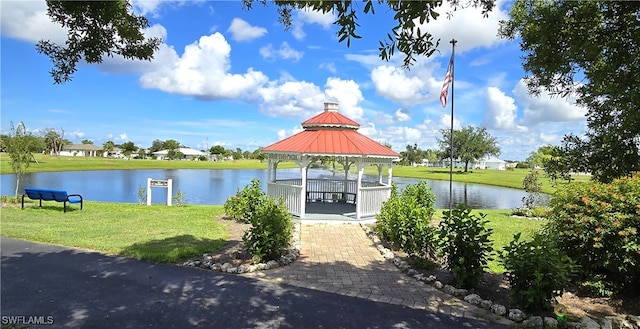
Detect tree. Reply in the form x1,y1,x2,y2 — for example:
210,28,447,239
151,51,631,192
163,139,180,152
526,145,556,168
499,1,640,183
43,128,65,155
437,126,500,172
400,143,422,166
232,147,243,160
81,139,93,144
38,0,160,84
120,141,137,159
209,145,226,155
6,122,35,199
102,140,115,157
149,139,164,153
41,1,494,83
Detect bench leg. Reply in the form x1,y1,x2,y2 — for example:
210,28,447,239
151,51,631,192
39,199,42,208
21,195,25,209
64,201,67,213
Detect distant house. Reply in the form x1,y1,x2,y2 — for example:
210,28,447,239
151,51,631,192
153,148,207,160
104,147,125,158
60,144,102,157
475,156,507,170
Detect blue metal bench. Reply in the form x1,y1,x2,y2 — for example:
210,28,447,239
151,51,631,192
22,188,83,213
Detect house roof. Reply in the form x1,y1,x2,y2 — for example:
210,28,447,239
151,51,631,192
63,144,103,151
262,102,399,158
153,148,206,156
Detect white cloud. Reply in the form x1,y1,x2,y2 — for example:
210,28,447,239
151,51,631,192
139,32,269,100
513,79,587,126
132,0,202,17
417,0,511,55
370,65,435,106
484,87,527,131
119,133,128,141
395,109,411,122
258,81,325,117
319,62,337,74
260,42,303,62
0,1,67,44
227,18,267,42
291,7,335,40
324,78,364,120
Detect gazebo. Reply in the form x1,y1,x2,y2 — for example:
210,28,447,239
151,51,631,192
261,101,400,220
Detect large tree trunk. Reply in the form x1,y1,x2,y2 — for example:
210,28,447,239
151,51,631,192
464,161,470,172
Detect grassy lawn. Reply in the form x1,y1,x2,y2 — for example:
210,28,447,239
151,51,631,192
434,208,546,273
0,153,297,174
0,201,230,263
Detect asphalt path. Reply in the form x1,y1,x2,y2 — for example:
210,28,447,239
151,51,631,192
1,237,511,328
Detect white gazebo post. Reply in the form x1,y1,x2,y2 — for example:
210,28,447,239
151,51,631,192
355,161,365,219
298,157,310,219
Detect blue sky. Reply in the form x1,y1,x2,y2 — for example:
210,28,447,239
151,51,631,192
1,1,587,161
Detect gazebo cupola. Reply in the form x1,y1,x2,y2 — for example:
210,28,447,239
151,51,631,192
261,101,400,220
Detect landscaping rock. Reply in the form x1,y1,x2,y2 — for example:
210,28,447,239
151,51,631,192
564,322,582,329
544,317,558,329
237,265,249,274
580,316,601,329
627,315,640,329
443,285,456,294
521,316,543,329
221,263,232,271
452,288,468,297
248,265,258,273
211,263,222,271
225,267,238,274
425,275,437,284
433,281,444,289
508,308,526,322
413,273,424,281
266,260,279,269
490,304,507,316
256,263,267,270
383,251,395,260
463,294,482,305
600,317,613,329
406,269,418,276
480,300,492,309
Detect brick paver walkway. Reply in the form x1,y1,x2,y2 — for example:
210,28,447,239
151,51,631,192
242,223,511,325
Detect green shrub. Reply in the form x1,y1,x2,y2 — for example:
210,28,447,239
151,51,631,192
438,205,493,289
224,178,266,223
375,182,437,259
242,196,293,263
500,233,577,312
544,174,640,293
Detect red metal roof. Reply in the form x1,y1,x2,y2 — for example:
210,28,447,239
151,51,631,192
262,103,400,158
302,110,360,129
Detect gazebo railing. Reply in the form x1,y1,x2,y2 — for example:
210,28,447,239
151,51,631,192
267,181,303,216
359,185,392,217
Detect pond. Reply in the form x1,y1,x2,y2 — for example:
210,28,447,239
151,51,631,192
0,168,539,209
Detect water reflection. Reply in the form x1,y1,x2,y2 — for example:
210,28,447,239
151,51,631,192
0,169,540,209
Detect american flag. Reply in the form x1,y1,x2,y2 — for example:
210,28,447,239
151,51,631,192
440,55,453,108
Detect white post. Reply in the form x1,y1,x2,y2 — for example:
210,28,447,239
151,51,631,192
167,179,173,206
356,161,364,219
298,157,310,219
146,178,152,206
377,164,383,184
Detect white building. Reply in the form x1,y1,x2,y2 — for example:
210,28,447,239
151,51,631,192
153,148,207,160
475,156,507,170
60,144,102,157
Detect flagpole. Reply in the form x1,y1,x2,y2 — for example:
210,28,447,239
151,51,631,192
448,39,457,213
